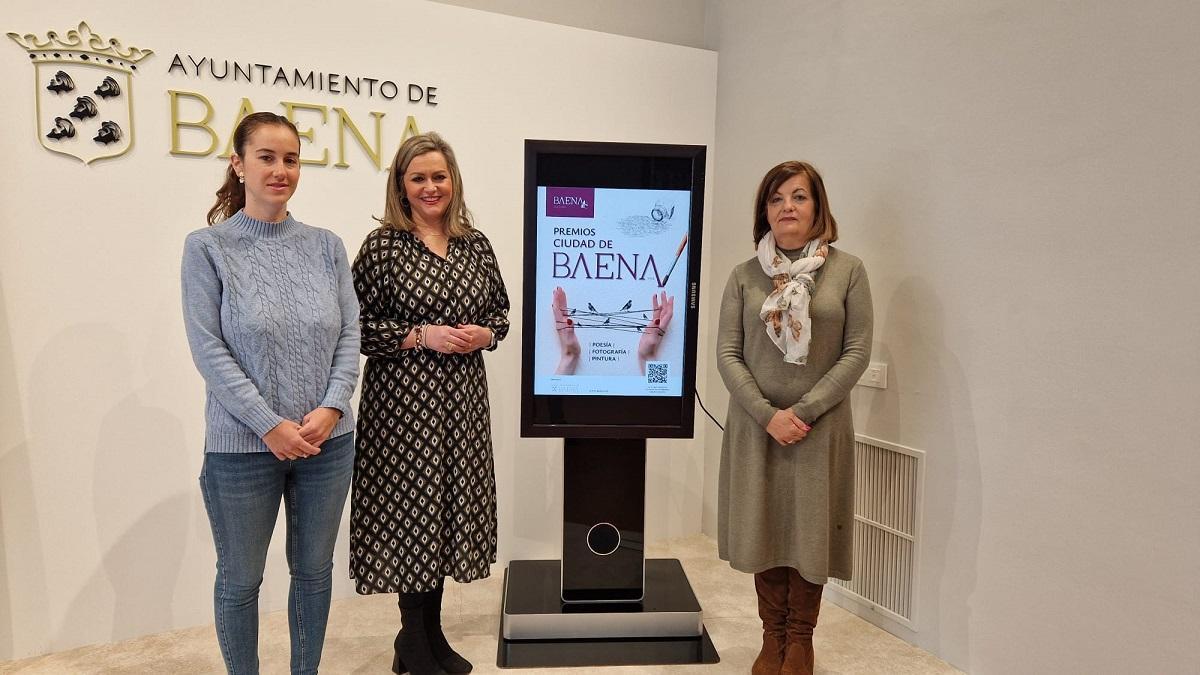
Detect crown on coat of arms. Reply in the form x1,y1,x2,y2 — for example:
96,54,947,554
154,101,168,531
7,21,153,72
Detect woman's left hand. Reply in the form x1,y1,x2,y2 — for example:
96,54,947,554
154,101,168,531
766,409,810,445
637,291,674,372
298,407,342,447
455,324,494,353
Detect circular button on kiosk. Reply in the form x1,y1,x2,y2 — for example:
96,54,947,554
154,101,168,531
586,522,620,556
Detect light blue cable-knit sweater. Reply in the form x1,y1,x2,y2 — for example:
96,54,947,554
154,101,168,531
181,210,360,453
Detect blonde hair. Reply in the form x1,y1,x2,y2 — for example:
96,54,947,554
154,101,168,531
752,160,838,246
378,132,473,237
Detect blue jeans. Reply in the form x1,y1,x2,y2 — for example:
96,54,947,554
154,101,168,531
200,432,354,675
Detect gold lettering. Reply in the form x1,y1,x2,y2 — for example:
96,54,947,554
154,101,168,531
219,98,257,159
401,115,421,144
166,93,402,169
334,108,384,170
282,101,330,166
168,90,218,157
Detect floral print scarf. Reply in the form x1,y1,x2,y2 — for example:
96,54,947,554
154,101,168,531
756,232,828,365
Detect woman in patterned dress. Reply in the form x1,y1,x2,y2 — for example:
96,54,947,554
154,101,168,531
350,132,509,675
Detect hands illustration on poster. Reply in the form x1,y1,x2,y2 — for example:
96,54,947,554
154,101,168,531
551,286,674,375
636,291,674,374
551,286,581,375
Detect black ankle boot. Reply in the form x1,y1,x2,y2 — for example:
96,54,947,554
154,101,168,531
424,585,472,673
392,592,446,675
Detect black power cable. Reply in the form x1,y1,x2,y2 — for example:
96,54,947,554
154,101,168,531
695,392,724,431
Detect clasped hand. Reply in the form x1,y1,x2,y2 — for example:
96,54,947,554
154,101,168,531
766,409,810,445
424,323,491,354
264,407,342,461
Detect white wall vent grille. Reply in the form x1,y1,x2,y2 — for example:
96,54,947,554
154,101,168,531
829,435,924,629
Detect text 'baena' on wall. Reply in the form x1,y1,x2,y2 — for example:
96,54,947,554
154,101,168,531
7,21,438,169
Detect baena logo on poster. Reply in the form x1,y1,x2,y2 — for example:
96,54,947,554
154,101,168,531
546,187,595,219
7,21,153,165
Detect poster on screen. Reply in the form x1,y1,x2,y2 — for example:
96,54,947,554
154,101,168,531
532,186,691,397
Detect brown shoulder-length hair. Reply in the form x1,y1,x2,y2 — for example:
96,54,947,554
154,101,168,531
377,132,473,237
206,112,300,225
751,160,838,246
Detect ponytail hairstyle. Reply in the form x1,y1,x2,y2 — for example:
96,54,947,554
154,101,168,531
206,112,301,225
378,131,474,237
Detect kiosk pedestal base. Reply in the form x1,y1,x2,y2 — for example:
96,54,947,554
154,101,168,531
496,559,719,668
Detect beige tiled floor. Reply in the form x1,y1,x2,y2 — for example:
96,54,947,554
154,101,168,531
2,536,960,674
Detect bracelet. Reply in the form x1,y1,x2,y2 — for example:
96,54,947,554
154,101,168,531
414,324,425,351
487,327,497,349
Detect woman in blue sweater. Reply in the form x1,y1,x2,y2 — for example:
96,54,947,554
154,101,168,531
181,112,360,674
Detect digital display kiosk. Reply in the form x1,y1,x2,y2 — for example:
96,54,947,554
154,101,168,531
499,141,717,668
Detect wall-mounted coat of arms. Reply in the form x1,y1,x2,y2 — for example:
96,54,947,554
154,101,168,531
7,21,153,164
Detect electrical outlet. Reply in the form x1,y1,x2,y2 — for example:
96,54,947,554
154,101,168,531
858,362,887,389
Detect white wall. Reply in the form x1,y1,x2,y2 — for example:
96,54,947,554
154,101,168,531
0,0,717,660
702,1,1200,673
430,0,709,49
10,0,1198,669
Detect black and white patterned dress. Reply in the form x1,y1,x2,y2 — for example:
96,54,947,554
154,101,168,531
350,227,509,594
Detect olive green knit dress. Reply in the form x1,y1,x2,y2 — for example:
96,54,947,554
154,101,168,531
716,247,873,584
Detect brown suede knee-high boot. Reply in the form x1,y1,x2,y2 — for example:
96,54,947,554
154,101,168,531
752,567,790,675
780,568,823,675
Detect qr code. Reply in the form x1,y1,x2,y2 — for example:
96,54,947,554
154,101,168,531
646,362,669,384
